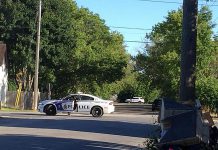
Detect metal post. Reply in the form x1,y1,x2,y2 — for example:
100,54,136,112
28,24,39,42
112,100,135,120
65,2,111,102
48,83,51,100
34,0,42,110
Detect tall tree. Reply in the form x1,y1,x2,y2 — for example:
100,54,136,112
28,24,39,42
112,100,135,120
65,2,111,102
0,0,129,98
0,0,38,89
135,6,216,100
52,7,129,96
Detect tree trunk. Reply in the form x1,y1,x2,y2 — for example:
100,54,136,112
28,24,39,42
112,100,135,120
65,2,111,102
180,0,198,103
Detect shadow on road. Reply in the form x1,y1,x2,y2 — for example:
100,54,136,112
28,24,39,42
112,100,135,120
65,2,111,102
0,134,141,150
0,117,159,138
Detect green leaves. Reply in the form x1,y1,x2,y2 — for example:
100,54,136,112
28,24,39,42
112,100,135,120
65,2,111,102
1,0,129,98
135,6,218,104
0,0,37,80
196,77,218,112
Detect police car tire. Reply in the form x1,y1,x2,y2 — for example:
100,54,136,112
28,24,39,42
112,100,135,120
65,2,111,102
91,106,103,117
45,104,56,116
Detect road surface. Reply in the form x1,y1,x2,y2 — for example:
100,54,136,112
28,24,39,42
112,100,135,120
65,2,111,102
0,111,160,150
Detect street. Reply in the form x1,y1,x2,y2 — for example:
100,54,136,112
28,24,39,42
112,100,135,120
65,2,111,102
0,112,160,150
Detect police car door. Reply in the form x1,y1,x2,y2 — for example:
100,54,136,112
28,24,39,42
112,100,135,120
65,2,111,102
61,95,74,112
77,95,93,112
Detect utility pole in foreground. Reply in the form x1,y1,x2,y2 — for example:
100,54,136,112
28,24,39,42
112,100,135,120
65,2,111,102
180,0,198,103
33,0,42,110
158,0,211,147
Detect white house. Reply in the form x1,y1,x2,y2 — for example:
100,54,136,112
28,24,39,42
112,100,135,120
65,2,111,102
0,43,8,103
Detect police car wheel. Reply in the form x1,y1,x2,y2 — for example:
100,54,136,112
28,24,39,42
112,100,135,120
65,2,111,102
91,107,103,117
45,105,56,116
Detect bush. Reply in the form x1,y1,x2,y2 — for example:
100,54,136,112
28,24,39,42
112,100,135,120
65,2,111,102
143,138,159,150
196,77,218,113
8,79,17,91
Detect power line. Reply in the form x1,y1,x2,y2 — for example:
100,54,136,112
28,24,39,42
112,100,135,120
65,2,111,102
138,0,218,6
124,40,151,43
111,31,148,35
138,0,181,4
0,25,153,32
110,26,152,31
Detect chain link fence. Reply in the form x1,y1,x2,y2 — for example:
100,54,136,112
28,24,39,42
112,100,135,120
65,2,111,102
2,91,48,110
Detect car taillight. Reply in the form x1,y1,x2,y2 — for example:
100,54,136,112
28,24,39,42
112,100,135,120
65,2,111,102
109,102,113,105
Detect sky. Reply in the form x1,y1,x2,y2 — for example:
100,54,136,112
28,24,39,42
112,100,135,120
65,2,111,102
74,0,218,56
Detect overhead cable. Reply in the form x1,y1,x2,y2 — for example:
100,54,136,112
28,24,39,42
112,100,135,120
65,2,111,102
110,26,152,31
138,0,218,6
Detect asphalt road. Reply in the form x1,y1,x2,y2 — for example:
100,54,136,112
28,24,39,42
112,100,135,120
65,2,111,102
0,112,160,150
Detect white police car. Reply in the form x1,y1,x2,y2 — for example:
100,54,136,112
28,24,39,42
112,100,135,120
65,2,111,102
38,93,115,117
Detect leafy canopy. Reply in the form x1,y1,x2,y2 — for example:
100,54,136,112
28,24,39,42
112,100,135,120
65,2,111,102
0,0,129,98
135,6,218,106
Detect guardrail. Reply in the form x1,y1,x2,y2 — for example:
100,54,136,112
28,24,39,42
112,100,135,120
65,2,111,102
114,103,158,115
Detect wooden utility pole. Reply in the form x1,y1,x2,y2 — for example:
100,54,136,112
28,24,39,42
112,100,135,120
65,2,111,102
33,0,42,110
180,0,198,103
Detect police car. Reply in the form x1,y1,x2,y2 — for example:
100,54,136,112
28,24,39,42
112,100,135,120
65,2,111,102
38,93,115,117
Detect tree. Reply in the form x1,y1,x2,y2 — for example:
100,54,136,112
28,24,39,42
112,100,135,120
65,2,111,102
135,9,183,99
51,7,129,97
0,0,129,98
0,0,38,90
135,6,217,102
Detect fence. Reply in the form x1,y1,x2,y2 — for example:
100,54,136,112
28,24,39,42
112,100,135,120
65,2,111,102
3,91,48,110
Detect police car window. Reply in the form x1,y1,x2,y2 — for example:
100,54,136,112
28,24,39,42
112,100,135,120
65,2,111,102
63,95,74,101
80,96,94,101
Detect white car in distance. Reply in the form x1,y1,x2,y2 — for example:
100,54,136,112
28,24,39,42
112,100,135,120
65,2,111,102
125,97,145,103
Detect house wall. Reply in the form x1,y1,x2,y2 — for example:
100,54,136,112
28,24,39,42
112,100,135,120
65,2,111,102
0,44,8,103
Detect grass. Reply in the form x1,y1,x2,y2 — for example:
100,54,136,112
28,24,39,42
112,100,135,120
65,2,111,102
0,107,34,112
